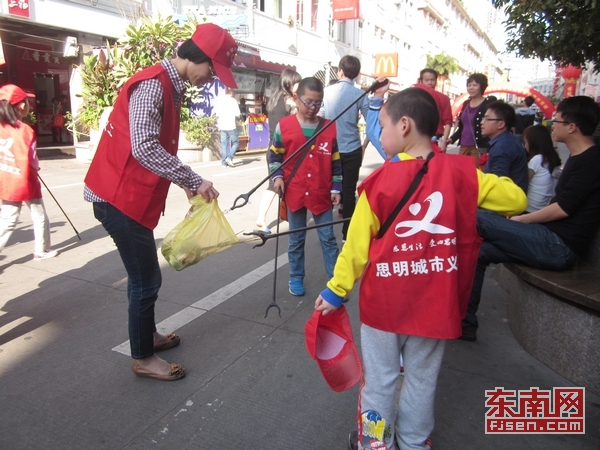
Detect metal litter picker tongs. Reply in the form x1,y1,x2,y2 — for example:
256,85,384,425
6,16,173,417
234,79,390,318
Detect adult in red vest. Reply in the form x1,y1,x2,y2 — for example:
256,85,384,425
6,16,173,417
0,84,57,261
84,24,238,381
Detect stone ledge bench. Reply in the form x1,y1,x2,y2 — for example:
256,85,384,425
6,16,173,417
496,233,600,396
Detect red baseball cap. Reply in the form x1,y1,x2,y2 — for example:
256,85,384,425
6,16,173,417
305,305,363,392
0,84,35,105
191,23,238,88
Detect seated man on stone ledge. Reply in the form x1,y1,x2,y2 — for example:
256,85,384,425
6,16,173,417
462,96,600,342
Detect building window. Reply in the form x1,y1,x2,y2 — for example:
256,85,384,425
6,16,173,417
296,0,304,27
274,0,282,18
258,0,265,12
337,20,346,43
311,0,318,31
358,21,363,48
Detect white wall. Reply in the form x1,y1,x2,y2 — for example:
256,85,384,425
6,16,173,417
0,0,132,39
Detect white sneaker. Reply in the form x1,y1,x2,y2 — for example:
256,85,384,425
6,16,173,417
226,158,235,167
33,250,58,261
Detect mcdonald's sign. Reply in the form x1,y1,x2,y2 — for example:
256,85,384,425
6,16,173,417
332,0,360,21
375,53,398,77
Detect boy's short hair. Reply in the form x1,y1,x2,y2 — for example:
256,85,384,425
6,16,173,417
419,68,438,81
466,73,488,93
556,96,600,136
486,101,516,130
383,87,439,137
524,95,535,107
296,77,324,97
177,39,211,64
338,55,361,80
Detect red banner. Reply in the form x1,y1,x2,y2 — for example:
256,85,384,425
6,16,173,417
332,0,360,21
8,0,31,18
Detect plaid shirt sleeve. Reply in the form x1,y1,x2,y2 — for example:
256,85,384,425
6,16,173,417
129,79,202,191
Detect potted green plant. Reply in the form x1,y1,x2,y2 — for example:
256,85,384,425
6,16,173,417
179,107,219,162
75,15,200,144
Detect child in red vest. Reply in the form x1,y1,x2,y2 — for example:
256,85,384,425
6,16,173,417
269,77,342,296
314,87,527,450
0,84,57,261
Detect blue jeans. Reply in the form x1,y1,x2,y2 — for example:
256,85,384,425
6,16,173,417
220,129,239,163
463,210,577,332
287,206,339,281
93,202,162,359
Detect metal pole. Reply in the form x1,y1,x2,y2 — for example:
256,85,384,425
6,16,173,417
228,78,389,211
38,174,81,240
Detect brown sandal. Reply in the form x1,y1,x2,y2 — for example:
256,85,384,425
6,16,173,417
131,361,186,381
154,333,181,351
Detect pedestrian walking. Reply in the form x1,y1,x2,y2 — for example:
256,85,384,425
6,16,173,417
214,87,241,167
255,68,302,232
0,84,57,261
449,73,497,165
319,55,370,242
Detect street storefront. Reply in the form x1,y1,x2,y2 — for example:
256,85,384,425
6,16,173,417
1,25,75,143
231,43,294,151
190,42,294,153
1,0,130,145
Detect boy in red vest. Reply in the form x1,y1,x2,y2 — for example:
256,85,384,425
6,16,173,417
0,84,57,261
84,24,237,381
314,88,527,450
269,77,342,297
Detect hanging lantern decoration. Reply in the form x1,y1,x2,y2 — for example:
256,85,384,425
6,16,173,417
561,65,583,98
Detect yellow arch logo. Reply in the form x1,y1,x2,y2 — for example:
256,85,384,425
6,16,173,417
375,53,398,77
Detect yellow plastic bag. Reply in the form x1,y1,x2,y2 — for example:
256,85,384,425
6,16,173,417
161,196,238,271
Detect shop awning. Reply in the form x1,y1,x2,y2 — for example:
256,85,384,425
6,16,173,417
233,48,295,74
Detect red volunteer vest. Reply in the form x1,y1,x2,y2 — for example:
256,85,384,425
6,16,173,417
358,154,481,339
279,116,337,215
84,64,180,229
0,122,41,202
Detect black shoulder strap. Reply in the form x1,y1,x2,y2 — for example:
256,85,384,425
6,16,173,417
286,118,327,186
377,152,435,239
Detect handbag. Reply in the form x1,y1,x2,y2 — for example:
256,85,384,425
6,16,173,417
279,196,288,221
53,114,65,128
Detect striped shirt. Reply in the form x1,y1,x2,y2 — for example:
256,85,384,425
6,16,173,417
84,58,202,202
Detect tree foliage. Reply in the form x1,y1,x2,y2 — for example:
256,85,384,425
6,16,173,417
426,52,460,79
76,15,199,130
493,0,600,68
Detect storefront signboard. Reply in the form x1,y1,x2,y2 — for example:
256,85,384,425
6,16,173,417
8,0,31,18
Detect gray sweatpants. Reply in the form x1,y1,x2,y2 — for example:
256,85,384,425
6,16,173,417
358,324,446,450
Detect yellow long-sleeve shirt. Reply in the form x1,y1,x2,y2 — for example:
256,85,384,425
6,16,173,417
322,153,527,306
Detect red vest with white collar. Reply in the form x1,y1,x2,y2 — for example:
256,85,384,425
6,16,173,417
84,64,179,229
358,154,481,339
0,122,41,202
279,115,337,215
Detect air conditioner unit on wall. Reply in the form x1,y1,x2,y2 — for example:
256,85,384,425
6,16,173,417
64,37,79,58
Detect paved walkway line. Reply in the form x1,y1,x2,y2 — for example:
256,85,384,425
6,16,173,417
112,253,289,356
